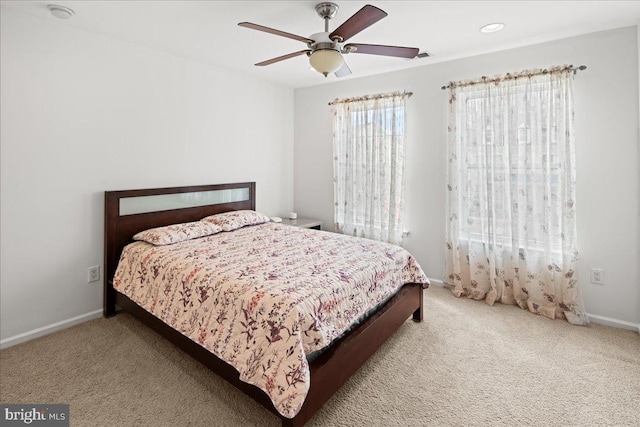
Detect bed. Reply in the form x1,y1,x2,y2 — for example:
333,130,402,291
104,182,429,426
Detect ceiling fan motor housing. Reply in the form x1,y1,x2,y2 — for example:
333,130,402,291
308,32,340,52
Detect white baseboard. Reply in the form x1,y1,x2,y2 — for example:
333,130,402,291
586,313,640,333
0,309,103,350
427,278,445,287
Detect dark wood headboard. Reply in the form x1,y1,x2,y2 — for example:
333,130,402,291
104,182,256,317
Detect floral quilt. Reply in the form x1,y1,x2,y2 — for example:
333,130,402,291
113,222,429,418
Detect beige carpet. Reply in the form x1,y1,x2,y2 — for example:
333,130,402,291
1,285,638,426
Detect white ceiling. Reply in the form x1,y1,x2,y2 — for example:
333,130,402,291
3,1,639,88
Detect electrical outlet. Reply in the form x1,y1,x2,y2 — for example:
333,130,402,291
88,265,100,283
590,268,604,285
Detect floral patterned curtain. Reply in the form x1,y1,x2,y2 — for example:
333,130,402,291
332,92,409,245
444,66,588,325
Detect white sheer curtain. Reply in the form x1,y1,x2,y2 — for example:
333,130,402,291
444,66,588,325
332,92,409,245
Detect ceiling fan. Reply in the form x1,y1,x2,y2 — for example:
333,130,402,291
238,3,420,78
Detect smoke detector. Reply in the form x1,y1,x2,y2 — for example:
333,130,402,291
47,5,74,19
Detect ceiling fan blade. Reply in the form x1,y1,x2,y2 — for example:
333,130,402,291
255,50,311,66
335,61,352,78
238,22,314,44
345,43,419,58
329,5,387,43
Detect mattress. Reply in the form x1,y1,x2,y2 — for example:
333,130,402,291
113,222,428,418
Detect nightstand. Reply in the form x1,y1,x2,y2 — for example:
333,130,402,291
280,218,322,230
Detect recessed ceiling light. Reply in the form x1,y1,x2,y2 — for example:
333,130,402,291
480,23,505,33
47,4,74,19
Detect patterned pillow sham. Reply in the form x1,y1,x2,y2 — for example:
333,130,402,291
133,221,222,246
201,210,271,232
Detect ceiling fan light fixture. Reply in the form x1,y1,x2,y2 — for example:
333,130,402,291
309,49,344,77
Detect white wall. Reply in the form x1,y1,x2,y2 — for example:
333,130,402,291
637,24,640,328
0,10,294,344
294,27,640,329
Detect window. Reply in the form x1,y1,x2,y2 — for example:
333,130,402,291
460,84,565,252
444,67,587,325
331,92,410,245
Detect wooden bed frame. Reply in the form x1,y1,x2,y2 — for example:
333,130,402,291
104,182,425,427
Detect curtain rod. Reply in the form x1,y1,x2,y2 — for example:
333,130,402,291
328,91,413,106
440,65,587,90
